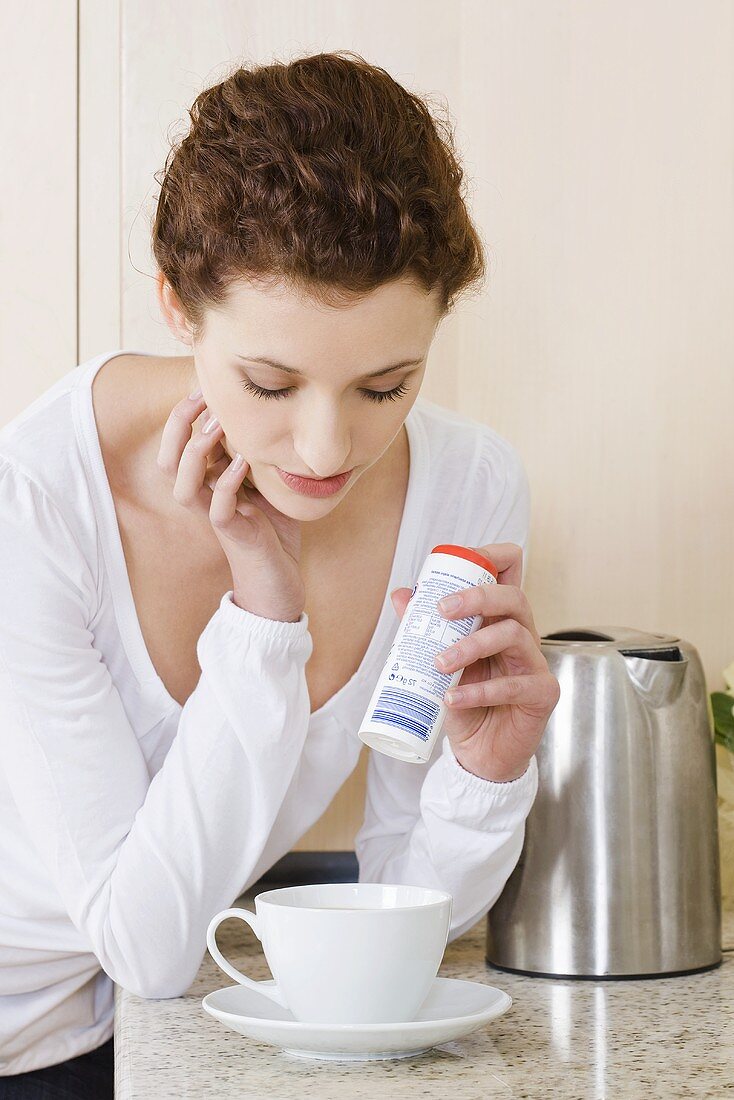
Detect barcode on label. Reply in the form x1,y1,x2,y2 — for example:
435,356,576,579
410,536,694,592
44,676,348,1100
371,688,441,744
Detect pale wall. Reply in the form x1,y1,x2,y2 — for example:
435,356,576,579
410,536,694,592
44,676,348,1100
2,1,732,863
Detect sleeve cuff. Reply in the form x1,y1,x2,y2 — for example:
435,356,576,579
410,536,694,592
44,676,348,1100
196,590,313,669
216,590,310,640
440,734,539,813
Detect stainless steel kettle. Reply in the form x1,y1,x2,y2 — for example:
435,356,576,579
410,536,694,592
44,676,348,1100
486,626,721,978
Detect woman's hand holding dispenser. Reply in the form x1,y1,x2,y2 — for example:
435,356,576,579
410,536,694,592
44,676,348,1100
390,543,560,782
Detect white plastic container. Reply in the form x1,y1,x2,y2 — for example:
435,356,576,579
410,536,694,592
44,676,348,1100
358,544,499,764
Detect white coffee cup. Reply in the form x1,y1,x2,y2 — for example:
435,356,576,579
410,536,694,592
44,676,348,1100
206,881,453,1025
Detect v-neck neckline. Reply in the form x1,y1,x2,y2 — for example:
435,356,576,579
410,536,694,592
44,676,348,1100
73,348,429,723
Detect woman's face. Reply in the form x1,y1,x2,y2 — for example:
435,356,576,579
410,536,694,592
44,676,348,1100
177,276,442,520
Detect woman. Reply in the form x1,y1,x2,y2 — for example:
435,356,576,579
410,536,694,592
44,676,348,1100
0,51,559,1093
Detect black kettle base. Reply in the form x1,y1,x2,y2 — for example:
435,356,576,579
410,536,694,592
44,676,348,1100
484,957,722,981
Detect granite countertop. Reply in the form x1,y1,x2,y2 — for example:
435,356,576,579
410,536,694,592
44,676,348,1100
114,887,733,1099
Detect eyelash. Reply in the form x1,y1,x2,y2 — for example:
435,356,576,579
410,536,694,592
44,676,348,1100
239,379,411,404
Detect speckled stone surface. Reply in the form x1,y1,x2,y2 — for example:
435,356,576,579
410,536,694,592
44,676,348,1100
114,886,734,1098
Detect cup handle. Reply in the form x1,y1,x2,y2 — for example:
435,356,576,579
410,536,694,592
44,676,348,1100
206,907,288,1009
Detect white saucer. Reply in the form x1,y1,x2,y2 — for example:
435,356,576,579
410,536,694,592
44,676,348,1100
201,976,512,1060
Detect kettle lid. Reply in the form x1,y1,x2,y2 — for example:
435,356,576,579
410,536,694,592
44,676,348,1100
541,626,681,651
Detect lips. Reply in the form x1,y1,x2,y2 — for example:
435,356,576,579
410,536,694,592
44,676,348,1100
276,466,354,497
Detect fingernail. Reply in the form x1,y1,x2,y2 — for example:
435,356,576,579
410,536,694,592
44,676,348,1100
439,595,462,613
188,387,203,400
231,452,245,471
202,414,220,434
445,689,463,704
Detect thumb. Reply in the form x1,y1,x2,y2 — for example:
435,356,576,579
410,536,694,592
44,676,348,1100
389,586,414,620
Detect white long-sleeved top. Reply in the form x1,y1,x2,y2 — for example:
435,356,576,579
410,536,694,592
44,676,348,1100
0,349,538,1075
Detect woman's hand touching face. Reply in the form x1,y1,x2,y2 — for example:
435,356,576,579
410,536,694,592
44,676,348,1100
155,389,307,623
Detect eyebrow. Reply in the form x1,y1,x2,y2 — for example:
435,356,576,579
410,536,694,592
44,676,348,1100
234,354,423,380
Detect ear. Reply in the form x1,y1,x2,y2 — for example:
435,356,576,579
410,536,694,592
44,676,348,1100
156,271,194,348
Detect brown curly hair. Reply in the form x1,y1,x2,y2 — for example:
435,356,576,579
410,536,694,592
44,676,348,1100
151,50,486,335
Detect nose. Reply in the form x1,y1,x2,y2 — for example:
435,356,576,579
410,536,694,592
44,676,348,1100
291,410,352,479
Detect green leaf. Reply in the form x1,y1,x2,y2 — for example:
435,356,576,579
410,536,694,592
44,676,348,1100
712,691,734,753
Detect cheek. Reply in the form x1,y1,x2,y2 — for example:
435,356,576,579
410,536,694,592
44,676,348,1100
219,419,271,471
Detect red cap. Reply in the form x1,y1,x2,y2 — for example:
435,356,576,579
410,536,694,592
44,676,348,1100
430,544,499,579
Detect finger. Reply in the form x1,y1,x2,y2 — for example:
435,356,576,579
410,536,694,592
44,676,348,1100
434,617,547,676
171,413,225,515
437,582,540,645
208,452,259,538
389,587,413,619
204,452,234,491
157,391,208,477
474,543,523,588
445,670,560,711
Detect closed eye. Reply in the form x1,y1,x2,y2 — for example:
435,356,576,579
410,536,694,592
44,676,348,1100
239,378,412,404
